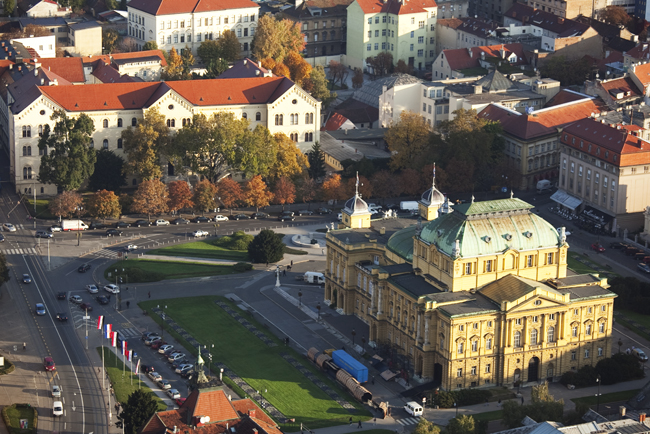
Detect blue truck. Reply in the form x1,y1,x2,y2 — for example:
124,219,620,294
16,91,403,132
332,350,368,383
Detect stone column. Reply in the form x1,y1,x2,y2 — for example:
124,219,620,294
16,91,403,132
424,316,430,345
371,282,376,312
506,319,512,347
540,314,545,344
522,316,527,346
377,287,383,314
416,312,422,343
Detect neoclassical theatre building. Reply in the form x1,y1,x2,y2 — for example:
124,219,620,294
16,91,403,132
324,179,616,389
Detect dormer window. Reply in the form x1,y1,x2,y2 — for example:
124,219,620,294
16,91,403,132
504,234,512,241
524,231,533,239
483,236,491,243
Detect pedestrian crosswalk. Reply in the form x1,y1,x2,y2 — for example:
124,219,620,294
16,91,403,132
395,417,421,426
1,247,37,255
94,249,119,259
115,328,140,338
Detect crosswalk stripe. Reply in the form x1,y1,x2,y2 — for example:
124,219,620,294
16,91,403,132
116,328,140,338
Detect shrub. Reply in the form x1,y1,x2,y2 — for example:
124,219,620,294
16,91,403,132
0,356,14,375
213,231,254,250
247,230,284,264
233,262,253,272
433,390,455,408
454,388,491,406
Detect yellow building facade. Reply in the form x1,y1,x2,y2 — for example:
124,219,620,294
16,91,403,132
325,188,616,390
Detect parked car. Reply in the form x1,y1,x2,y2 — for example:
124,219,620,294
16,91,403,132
44,356,56,371
192,216,211,223
148,371,162,381
168,353,186,363
172,359,189,370
106,229,123,237
96,295,110,305
57,292,66,300
78,264,91,273
36,230,53,238
52,385,62,397
145,336,162,346
35,303,46,315
157,379,172,390
53,401,63,417
3,223,16,232
638,263,650,274
315,207,332,214
0,233,4,242
114,221,130,228
150,340,167,350
167,389,181,399
104,284,120,294
79,303,92,311
140,364,155,374
590,243,605,253
633,348,649,361
297,210,313,216
251,212,268,219
278,211,295,222
233,214,249,220
159,345,174,354
172,218,190,225
70,295,83,304
49,225,62,232
175,397,186,406
213,215,229,222
625,247,643,256
175,363,192,374
142,332,159,341
55,313,68,322
132,220,151,227
89,221,106,230
22,274,32,284
163,346,178,356
86,284,98,293
155,219,170,226
609,242,629,250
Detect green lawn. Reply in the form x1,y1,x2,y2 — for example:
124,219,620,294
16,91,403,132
104,259,241,282
571,389,640,406
138,296,371,429
23,198,55,219
472,409,504,422
614,309,650,341
2,404,37,434
96,347,167,411
148,240,249,261
566,253,620,278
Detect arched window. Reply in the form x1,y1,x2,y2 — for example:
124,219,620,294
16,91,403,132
547,326,555,343
118,118,123,127
322,31,327,40
242,112,247,119
23,166,32,180
132,117,137,126
457,341,463,353
39,146,47,156
103,139,109,149
38,125,43,136
27,146,31,156
304,132,310,142
256,112,261,121
103,119,109,128
290,133,298,142
514,331,521,347
530,329,538,345
166,119,176,127
22,126,31,137
22,146,27,156
275,114,283,125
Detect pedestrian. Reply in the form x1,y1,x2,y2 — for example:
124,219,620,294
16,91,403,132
148,291,151,299
485,398,489,406
349,417,352,425
266,262,269,268
126,301,130,309
371,376,375,385
23,342,26,350
126,287,129,291
291,260,293,267
283,269,286,276
373,418,376,426
357,420,362,428
521,396,524,405
498,399,501,407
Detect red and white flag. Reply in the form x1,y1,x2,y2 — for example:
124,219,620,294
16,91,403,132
135,358,140,373
105,323,112,339
111,331,118,347
128,350,133,362
122,340,127,356
97,315,104,330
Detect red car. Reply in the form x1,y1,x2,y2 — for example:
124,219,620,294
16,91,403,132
150,340,167,350
79,303,93,311
591,243,605,253
175,398,186,407
44,357,56,371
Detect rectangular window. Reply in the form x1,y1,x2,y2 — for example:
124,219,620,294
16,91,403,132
465,263,472,275
598,347,603,357
485,364,491,373
410,44,414,51
471,366,477,375
418,36,424,43
457,342,463,354
367,44,371,51
417,49,423,57
459,325,464,331
585,349,590,359
515,318,521,325
457,368,463,377
547,253,554,265
571,351,576,360
374,43,378,50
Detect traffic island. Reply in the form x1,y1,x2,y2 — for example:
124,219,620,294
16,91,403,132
1,403,37,434
0,355,15,375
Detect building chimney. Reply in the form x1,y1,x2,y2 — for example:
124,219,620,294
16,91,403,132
468,47,473,57
248,410,256,418
620,406,627,417
641,413,647,423
558,17,564,24
34,69,38,77
474,84,482,94
40,78,44,85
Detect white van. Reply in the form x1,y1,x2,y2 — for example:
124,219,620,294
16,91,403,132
404,401,423,417
536,179,552,194
304,272,325,284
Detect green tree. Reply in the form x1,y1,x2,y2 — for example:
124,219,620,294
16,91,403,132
307,141,326,179
251,15,305,63
131,179,169,220
413,418,440,434
204,58,229,78
0,252,10,288
120,0,127,10
87,190,121,221
446,415,475,434
197,40,222,65
103,28,119,53
88,149,126,192
142,41,158,51
540,55,592,86
218,29,241,62
105,0,117,10
530,382,554,403
237,125,277,178
180,46,195,78
192,179,218,214
269,133,308,180
162,47,186,80
385,110,433,171
119,389,158,434
4,0,15,17
247,229,284,263
38,110,96,191
307,65,336,107
121,107,169,180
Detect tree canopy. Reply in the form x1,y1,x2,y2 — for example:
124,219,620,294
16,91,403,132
307,65,336,107
251,15,305,63
48,191,83,220
121,107,169,180
269,133,308,180
120,389,158,434
88,149,126,192
272,177,296,209
193,179,218,213
142,41,158,51
0,253,10,289
540,55,593,86
385,110,433,171
307,141,326,179
600,5,632,26
167,180,194,212
247,229,284,263
38,110,96,191
131,179,169,219
244,175,273,210
87,190,121,220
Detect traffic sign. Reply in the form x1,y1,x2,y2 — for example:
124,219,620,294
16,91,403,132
83,316,90,319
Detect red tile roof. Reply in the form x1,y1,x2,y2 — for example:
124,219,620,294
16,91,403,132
128,0,257,16
35,76,296,112
504,3,589,37
442,43,527,72
624,42,650,60
355,0,437,15
545,89,588,107
598,76,642,98
324,112,350,130
562,117,650,166
478,98,604,140
112,50,168,67
633,63,650,89
28,57,85,83
190,388,239,422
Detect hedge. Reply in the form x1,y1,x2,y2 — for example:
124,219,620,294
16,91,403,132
1,403,38,434
0,355,15,375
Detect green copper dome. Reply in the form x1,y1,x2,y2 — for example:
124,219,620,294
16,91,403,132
419,198,563,258
386,225,416,262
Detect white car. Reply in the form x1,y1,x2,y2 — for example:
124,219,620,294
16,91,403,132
157,379,172,390
167,389,181,399
159,344,174,354
70,295,83,304
104,284,120,294
214,215,229,222
148,371,162,381
124,244,138,251
52,385,62,398
2,223,16,232
53,401,63,417
86,284,98,294
49,225,62,232
192,230,209,237
155,219,170,226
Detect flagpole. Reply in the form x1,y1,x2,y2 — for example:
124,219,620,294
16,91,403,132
130,357,133,386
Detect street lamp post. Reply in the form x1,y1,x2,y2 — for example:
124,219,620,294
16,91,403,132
351,329,356,347
158,305,167,340
596,375,601,413
454,402,458,416
205,344,214,378
317,302,321,321
298,291,302,307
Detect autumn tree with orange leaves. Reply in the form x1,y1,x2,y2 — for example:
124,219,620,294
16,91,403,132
321,174,346,202
167,181,194,213
87,190,121,221
131,179,169,220
192,180,219,214
216,178,243,210
244,175,273,210
273,177,296,210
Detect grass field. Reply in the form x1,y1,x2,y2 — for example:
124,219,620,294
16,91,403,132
104,259,241,282
138,296,371,429
96,347,167,411
614,309,650,341
571,389,640,406
472,409,504,422
566,256,595,275
23,198,55,219
148,240,249,261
